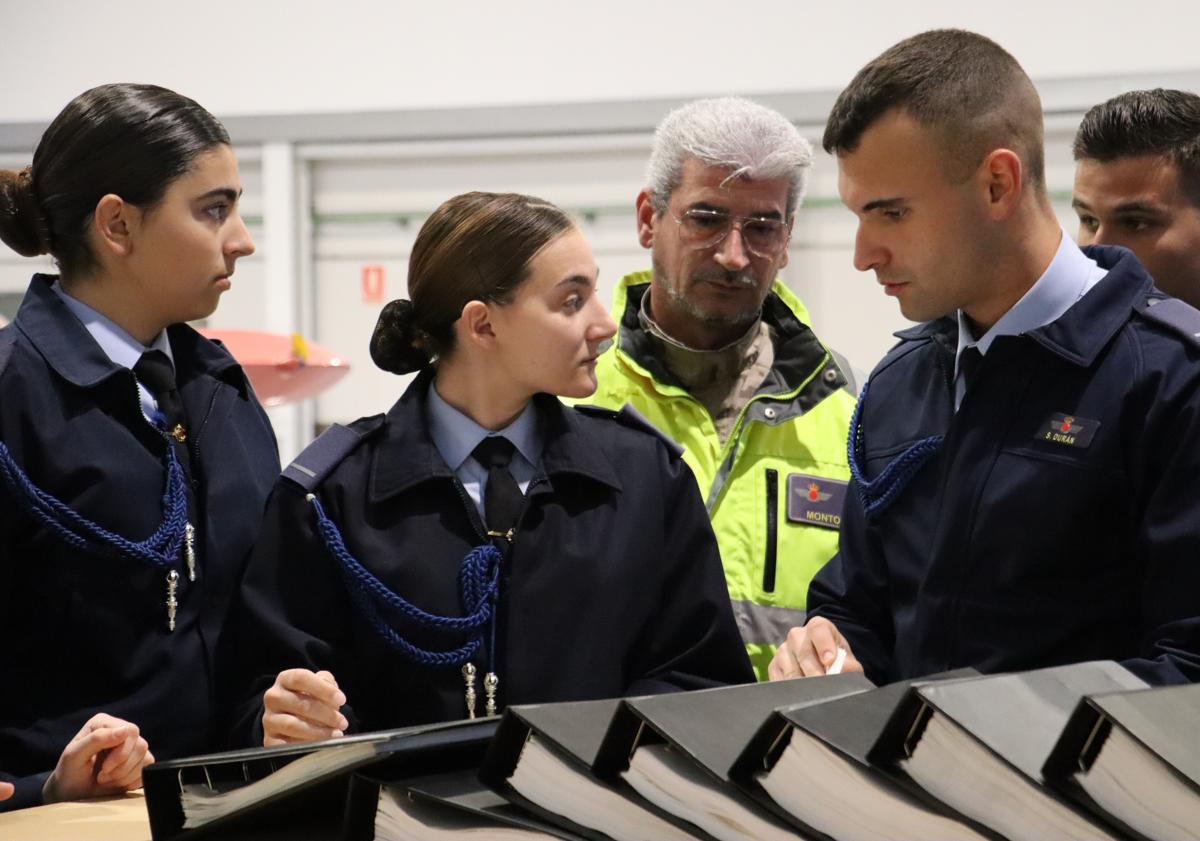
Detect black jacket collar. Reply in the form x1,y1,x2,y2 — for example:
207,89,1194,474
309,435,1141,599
891,246,1153,367
14,273,245,392
369,368,622,503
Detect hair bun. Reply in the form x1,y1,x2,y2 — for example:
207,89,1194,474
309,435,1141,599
370,298,433,375
0,167,51,257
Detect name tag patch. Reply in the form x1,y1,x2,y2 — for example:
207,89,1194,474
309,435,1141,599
1039,413,1099,448
787,474,848,530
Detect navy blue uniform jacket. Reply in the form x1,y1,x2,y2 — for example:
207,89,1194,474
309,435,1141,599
0,275,279,809
809,246,1200,686
228,369,753,745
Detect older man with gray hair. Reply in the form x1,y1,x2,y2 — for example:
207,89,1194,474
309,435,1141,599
589,97,857,679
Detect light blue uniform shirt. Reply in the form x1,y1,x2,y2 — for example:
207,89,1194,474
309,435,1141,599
955,229,1108,408
425,381,542,520
51,282,174,421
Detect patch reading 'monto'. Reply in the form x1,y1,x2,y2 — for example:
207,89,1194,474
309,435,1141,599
1039,413,1100,448
787,474,848,530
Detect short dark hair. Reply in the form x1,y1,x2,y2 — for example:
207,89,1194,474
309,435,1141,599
823,29,1045,189
370,192,575,374
1073,89,1200,207
0,83,230,276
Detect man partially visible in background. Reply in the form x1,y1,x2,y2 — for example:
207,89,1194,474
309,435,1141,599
1073,89,1200,308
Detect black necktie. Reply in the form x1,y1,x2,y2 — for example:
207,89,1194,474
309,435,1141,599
134,350,192,479
958,346,983,393
471,436,523,541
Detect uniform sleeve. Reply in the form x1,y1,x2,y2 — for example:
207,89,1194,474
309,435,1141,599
0,771,49,813
626,447,755,693
806,475,896,683
1126,369,1200,684
219,480,360,747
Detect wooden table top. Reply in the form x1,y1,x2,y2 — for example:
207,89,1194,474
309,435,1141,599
0,791,151,841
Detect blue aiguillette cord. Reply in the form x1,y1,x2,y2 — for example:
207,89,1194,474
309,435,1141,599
0,439,189,569
306,493,502,668
848,379,944,521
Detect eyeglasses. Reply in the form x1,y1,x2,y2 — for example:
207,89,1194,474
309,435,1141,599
666,207,791,258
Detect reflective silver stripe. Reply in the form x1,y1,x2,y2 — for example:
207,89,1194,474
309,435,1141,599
730,599,807,646
705,438,741,513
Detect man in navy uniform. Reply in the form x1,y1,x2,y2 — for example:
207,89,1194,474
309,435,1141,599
770,30,1200,686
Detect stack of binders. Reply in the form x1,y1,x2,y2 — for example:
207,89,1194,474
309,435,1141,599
142,663,1200,841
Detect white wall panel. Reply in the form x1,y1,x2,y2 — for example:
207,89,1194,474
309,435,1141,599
3,0,1199,123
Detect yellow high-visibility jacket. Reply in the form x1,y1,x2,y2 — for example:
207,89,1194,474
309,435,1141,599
589,271,857,678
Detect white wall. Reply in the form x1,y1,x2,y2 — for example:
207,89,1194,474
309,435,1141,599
2,0,1199,122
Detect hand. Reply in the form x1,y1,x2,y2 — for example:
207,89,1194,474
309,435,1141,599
0,781,13,801
42,713,154,803
262,669,349,746
767,617,865,680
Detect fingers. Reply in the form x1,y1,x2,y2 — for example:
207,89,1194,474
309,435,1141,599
262,669,349,746
768,624,823,679
839,651,866,674
44,718,145,803
104,746,153,792
63,724,131,772
278,669,347,711
806,618,844,672
768,619,860,680
93,727,136,783
77,712,129,734
0,781,14,801
96,730,151,789
768,627,805,680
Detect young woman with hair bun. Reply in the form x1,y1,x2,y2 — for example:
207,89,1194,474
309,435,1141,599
229,191,753,746
0,84,279,810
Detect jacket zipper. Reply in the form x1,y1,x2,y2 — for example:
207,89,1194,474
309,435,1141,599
187,384,223,478
763,468,779,593
451,478,490,543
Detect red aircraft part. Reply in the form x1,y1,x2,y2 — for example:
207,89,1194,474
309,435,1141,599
198,328,350,407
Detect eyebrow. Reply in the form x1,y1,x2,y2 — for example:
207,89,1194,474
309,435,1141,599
195,187,242,202
1109,201,1165,215
556,272,598,288
861,197,906,213
1073,196,1164,215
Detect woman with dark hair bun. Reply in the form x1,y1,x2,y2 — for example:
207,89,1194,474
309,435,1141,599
229,191,752,746
0,84,279,810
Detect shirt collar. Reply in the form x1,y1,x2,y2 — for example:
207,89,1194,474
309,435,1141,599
52,281,174,372
425,378,542,472
956,227,1108,363
637,280,766,390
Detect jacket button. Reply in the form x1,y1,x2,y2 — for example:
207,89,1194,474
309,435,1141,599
763,407,778,420
823,368,840,384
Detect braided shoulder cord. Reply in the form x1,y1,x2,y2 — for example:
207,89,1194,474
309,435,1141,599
0,440,188,568
847,380,944,521
306,494,500,667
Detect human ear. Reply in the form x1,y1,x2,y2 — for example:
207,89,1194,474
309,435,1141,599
635,188,658,249
980,149,1022,220
458,300,496,350
91,194,137,257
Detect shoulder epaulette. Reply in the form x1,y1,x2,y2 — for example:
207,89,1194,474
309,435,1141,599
0,327,15,378
282,422,370,492
1136,296,1200,348
573,402,684,459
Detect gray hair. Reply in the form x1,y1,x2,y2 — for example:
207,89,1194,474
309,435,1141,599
645,97,814,218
